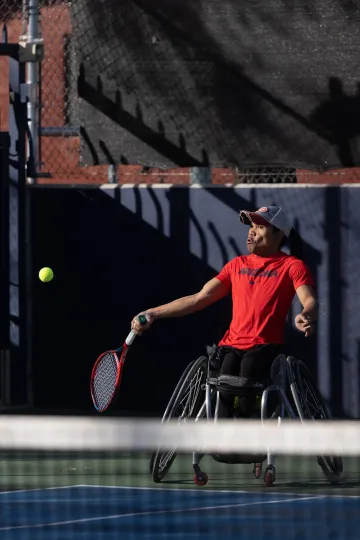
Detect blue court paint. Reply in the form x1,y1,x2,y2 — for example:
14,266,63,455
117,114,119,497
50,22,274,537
0,486,359,539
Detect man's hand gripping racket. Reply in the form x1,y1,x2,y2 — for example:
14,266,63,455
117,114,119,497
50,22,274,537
90,315,147,412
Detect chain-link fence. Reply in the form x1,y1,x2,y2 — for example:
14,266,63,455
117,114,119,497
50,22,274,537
37,0,108,183
1,0,360,185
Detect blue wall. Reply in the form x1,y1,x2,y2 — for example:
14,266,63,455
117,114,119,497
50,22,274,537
30,185,360,418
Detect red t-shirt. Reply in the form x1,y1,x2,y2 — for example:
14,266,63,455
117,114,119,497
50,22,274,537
216,252,315,350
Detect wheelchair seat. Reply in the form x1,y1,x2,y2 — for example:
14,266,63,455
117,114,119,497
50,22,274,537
212,452,267,465
214,374,267,393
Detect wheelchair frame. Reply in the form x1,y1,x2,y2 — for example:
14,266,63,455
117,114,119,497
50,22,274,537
151,353,343,487
193,354,300,486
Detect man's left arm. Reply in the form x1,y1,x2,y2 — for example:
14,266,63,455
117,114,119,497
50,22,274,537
295,285,318,337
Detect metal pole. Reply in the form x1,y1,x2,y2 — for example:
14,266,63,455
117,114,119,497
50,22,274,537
21,0,27,35
190,167,212,185
24,0,41,407
26,0,39,185
7,35,28,406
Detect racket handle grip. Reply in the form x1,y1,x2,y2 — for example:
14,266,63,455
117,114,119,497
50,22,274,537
125,315,148,346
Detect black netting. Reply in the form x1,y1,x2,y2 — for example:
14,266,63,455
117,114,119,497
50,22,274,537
70,0,360,169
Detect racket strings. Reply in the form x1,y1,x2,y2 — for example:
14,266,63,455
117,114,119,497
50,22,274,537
92,353,119,411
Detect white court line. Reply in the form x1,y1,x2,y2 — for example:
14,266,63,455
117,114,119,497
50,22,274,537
0,495,323,532
79,483,360,500
0,485,84,496
1,483,359,501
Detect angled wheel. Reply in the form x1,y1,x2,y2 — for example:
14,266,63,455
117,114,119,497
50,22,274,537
152,356,208,483
287,357,343,484
149,359,197,475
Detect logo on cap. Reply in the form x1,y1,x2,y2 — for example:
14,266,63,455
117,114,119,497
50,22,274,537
258,207,268,213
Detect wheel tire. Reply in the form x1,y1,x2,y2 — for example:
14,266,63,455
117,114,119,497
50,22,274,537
287,357,343,484
152,356,208,483
194,472,208,486
264,466,276,487
253,463,262,479
148,359,196,477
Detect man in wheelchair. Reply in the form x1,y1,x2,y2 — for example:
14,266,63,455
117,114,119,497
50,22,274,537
132,205,317,423
133,206,344,487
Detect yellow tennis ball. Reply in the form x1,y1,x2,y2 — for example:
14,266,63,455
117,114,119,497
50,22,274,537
39,267,54,282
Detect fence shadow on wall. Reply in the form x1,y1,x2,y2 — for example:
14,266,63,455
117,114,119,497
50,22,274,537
30,187,229,414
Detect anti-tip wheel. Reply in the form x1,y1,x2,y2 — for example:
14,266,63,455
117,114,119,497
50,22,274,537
253,463,262,479
194,472,208,486
264,466,276,487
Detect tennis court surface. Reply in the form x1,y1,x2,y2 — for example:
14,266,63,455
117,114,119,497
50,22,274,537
0,417,359,539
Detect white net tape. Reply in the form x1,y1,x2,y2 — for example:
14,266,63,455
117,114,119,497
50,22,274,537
0,417,359,455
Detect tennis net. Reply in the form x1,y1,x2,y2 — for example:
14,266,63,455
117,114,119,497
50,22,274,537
0,416,359,539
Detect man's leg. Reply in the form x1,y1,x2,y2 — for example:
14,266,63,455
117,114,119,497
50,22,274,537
237,344,283,418
217,348,244,419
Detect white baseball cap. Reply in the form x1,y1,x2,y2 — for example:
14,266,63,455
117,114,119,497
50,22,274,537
239,206,292,237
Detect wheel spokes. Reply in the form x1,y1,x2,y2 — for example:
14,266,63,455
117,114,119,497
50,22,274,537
178,365,205,420
156,362,206,474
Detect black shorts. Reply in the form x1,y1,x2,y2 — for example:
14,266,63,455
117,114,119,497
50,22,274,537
217,343,283,418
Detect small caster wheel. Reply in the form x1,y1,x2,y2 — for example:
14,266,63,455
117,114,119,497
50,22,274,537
253,463,262,479
264,465,276,487
194,472,208,486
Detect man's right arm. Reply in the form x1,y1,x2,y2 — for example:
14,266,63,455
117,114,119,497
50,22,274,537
131,278,230,334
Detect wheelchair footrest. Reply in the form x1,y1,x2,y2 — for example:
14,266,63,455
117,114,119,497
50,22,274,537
215,375,267,392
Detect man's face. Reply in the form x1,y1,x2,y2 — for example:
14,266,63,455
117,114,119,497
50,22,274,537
246,222,281,255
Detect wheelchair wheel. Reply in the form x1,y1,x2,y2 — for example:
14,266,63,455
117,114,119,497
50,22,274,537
287,357,343,484
149,359,197,474
152,355,208,483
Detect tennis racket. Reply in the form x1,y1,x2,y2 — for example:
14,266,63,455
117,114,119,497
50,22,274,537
90,315,147,412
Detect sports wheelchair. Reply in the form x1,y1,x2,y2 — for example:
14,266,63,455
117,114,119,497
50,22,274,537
150,346,343,487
